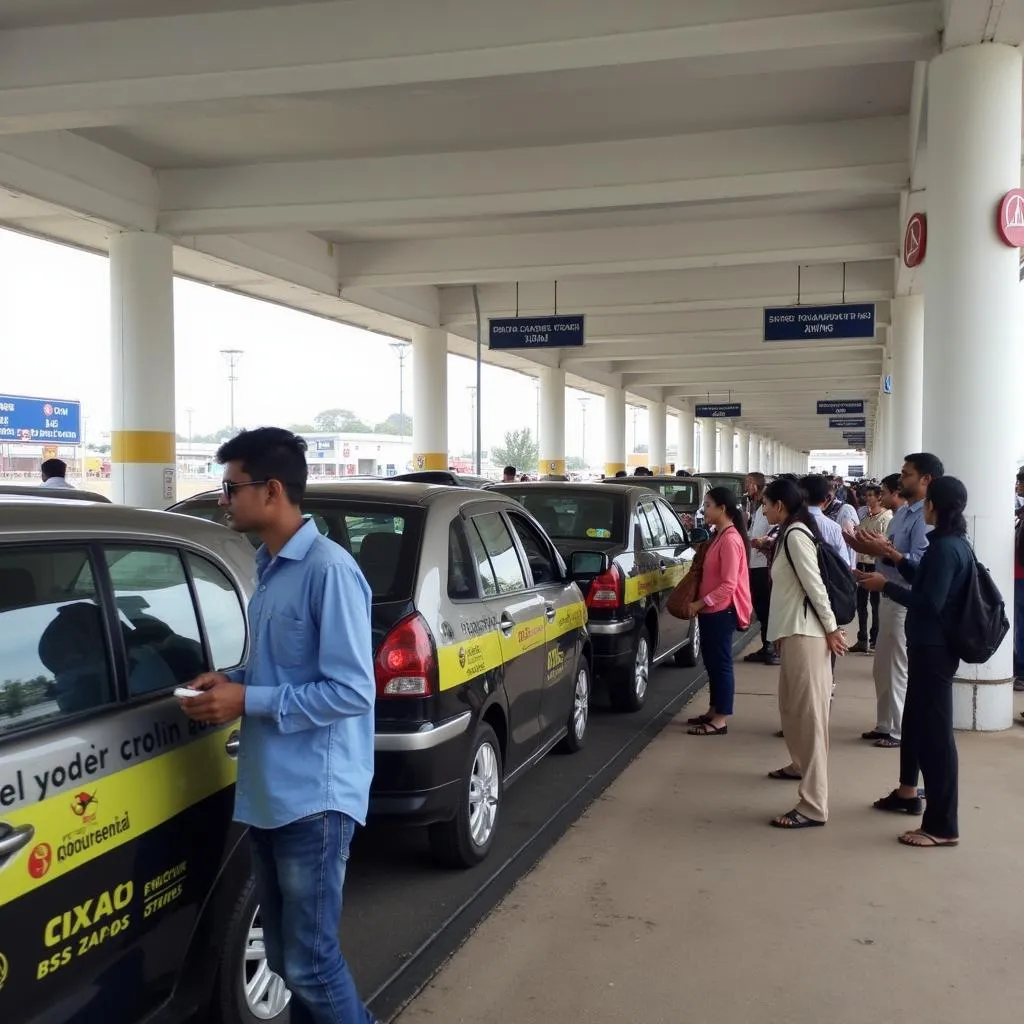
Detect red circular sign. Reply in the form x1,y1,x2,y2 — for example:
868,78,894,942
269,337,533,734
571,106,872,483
903,212,927,267
28,842,52,879
997,189,1024,247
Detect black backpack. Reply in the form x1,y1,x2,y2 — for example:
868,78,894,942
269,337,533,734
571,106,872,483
950,555,1009,664
783,528,857,628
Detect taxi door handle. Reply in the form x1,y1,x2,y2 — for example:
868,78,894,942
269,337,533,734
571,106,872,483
544,603,557,621
225,731,241,758
658,561,668,572
499,613,515,636
0,822,34,858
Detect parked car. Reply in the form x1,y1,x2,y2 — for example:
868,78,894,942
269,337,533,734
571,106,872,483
491,483,703,712
392,470,494,488
0,484,111,502
699,472,749,499
601,474,711,527
168,482,592,868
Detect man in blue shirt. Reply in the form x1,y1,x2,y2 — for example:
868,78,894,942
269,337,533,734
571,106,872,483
849,454,942,751
801,474,856,568
179,427,378,1024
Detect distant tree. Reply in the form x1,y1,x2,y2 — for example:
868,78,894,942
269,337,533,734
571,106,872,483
373,412,413,436
3,681,24,717
566,455,587,471
313,409,372,433
286,423,316,435
490,428,539,472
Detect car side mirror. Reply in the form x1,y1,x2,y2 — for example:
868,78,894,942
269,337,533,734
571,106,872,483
568,550,610,579
688,526,711,544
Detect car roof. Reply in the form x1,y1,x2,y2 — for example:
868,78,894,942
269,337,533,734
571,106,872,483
0,484,112,502
490,481,647,501
600,475,707,484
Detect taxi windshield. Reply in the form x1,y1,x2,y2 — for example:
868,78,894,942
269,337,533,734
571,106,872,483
656,481,699,505
498,489,622,543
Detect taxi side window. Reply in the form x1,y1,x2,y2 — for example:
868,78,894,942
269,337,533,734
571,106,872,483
651,500,685,545
464,519,499,597
505,512,560,587
447,521,478,600
0,546,116,735
104,547,207,695
471,513,527,595
639,501,670,547
187,553,247,670
634,506,657,549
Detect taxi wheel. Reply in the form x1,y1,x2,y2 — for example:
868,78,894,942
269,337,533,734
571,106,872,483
675,618,700,668
430,722,503,869
217,875,292,1024
611,626,651,712
557,657,590,753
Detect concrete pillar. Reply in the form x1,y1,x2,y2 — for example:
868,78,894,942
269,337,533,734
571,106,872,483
647,400,666,473
874,392,890,477
757,437,766,474
718,422,735,472
603,387,626,477
110,232,176,508
538,367,566,477
698,419,717,473
675,402,695,474
412,327,448,470
925,42,1022,730
747,432,759,473
890,293,924,461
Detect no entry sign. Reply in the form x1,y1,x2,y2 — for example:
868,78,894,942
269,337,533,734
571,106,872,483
903,212,926,268
997,190,1024,247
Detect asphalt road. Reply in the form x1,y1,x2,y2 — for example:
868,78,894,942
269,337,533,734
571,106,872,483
334,631,754,1022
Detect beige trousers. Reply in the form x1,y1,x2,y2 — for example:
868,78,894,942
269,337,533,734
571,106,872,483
778,634,832,822
872,596,908,740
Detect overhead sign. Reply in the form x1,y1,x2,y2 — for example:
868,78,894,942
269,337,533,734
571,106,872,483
695,403,741,419
829,417,866,429
883,374,893,395
903,212,927,268
763,304,875,342
997,189,1024,247
0,394,81,444
844,435,867,448
817,399,863,415
848,464,865,477
489,315,585,350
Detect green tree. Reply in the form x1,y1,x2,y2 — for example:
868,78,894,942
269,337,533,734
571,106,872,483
490,428,539,473
3,681,25,717
313,409,372,433
566,455,587,471
373,412,413,435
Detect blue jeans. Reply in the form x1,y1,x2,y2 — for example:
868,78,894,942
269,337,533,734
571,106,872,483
249,812,376,1024
700,607,738,715
1014,578,1024,679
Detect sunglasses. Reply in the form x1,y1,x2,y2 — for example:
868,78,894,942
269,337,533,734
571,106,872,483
221,479,268,498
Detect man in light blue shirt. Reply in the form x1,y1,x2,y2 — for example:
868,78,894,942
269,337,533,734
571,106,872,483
801,475,856,568
180,427,378,1024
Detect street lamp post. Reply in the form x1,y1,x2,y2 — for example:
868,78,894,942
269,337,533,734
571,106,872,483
467,386,477,469
220,349,243,431
389,342,410,442
578,396,591,472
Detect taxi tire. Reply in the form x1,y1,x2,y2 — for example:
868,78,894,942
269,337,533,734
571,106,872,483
429,722,503,869
675,619,700,668
610,625,651,713
557,657,590,754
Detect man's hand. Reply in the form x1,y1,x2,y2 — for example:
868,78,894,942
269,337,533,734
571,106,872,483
856,571,887,593
853,528,894,559
178,679,246,725
826,629,849,656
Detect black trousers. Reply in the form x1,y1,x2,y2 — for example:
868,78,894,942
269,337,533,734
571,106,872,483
900,644,960,839
856,561,881,643
749,567,772,647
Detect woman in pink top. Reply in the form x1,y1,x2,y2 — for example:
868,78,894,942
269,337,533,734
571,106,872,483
686,487,753,736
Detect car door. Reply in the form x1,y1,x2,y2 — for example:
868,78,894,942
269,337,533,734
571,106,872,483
636,497,686,656
462,512,545,772
503,508,586,744
0,540,246,1024
650,498,695,649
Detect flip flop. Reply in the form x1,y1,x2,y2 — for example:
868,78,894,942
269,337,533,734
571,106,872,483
898,829,958,849
861,730,889,740
768,768,802,780
770,809,825,829
688,722,727,736
873,737,901,748
686,712,713,725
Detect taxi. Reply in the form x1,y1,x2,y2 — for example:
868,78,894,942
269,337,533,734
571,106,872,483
601,474,711,527
0,497,287,1024
169,482,593,868
491,483,704,712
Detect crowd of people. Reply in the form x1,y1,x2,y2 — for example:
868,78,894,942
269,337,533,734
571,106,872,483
674,456,1017,850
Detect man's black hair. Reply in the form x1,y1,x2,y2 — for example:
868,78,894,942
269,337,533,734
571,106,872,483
904,452,945,480
614,469,627,478
881,472,901,493
863,484,882,498
217,427,308,505
1016,465,1024,482
800,474,831,507
41,458,67,479
503,465,516,476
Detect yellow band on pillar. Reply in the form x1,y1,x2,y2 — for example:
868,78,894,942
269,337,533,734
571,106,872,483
111,430,175,464
538,459,566,477
413,452,448,471
604,462,626,476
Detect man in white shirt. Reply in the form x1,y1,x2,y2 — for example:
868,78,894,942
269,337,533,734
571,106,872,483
801,475,856,568
40,458,73,489
744,473,779,665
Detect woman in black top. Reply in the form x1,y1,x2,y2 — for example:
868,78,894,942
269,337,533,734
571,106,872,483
857,476,974,848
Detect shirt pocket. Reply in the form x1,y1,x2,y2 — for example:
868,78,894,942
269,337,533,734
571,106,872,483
266,613,308,668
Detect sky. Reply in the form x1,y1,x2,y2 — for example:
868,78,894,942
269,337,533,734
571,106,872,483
0,228,646,461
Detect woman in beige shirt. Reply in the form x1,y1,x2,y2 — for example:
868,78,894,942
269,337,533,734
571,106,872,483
763,478,848,829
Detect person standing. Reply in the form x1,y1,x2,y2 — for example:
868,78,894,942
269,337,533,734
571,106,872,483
857,477,973,848
849,454,942,749
502,465,517,482
761,478,848,828
685,487,753,736
1015,468,1024,691
850,484,892,654
801,475,856,569
179,427,378,1024
743,472,779,665
40,457,73,488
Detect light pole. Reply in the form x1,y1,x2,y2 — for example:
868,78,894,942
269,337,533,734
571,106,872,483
220,349,243,431
467,386,477,468
578,396,591,471
186,408,194,446
630,405,640,455
389,342,409,442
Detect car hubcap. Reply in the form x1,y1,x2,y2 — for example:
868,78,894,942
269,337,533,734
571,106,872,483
573,667,589,740
243,909,291,1019
691,620,701,659
468,742,500,847
635,637,650,699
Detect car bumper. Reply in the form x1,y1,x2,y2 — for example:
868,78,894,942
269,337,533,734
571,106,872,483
589,624,636,678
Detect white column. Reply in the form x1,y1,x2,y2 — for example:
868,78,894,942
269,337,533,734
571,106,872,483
747,432,759,473
757,437,767,473
647,400,666,473
925,43,1022,730
412,327,448,470
603,387,626,477
675,402,695,474
538,367,566,477
874,391,890,477
698,419,717,472
110,232,175,508
734,428,748,474
718,422,735,472
890,293,925,460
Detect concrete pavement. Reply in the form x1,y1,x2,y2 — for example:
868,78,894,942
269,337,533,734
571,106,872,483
397,640,1024,1024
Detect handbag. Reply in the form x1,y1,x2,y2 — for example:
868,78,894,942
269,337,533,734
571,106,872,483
667,538,712,619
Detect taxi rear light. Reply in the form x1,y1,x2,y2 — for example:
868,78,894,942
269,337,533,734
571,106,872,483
586,564,623,609
375,612,437,697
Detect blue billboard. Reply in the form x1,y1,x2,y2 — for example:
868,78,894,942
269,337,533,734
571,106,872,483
489,315,585,350
817,399,864,415
0,394,81,444
763,304,875,342
695,403,741,419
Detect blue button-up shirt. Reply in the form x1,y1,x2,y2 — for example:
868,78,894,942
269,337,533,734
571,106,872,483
809,506,856,569
229,519,376,830
878,499,931,589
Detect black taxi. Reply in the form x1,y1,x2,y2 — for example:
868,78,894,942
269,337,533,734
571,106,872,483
491,483,704,712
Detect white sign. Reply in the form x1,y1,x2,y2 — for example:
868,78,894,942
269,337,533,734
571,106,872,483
163,467,175,501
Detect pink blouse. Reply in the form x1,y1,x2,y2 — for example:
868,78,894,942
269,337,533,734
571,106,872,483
697,526,753,629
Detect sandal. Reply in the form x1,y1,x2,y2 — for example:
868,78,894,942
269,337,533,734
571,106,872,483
873,789,923,815
898,829,958,849
687,721,727,736
873,737,901,748
770,809,825,829
686,712,713,725
861,730,889,741
768,768,802,780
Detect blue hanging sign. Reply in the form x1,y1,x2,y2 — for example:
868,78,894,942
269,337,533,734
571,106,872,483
489,315,585,350
817,399,864,415
695,403,741,419
763,304,875,342
883,374,893,394
829,416,866,429
848,464,865,477
0,394,82,444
